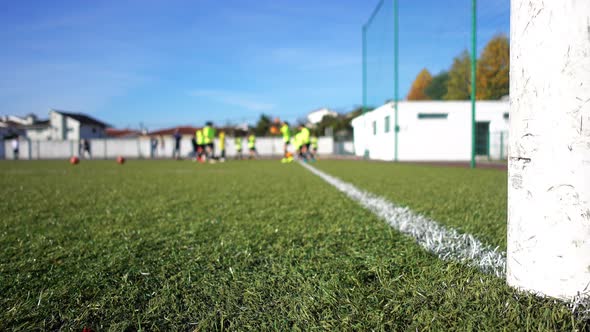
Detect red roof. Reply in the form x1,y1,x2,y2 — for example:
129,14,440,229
106,128,142,138
148,126,201,136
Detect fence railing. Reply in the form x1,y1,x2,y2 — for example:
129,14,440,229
2,136,337,160
478,131,509,161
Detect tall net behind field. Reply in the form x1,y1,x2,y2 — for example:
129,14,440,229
363,0,396,111
362,0,510,163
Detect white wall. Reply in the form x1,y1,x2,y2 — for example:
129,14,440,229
352,101,509,161
3,136,336,160
25,127,52,141
66,117,80,140
50,111,66,140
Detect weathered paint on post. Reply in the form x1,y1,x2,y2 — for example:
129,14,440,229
508,0,590,299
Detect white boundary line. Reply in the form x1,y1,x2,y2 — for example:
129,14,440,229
299,162,590,319
299,161,506,278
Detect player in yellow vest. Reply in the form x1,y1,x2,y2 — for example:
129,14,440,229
235,135,243,160
292,132,302,160
218,131,226,162
310,135,318,161
203,121,216,162
196,129,204,162
298,125,311,161
248,133,257,159
280,121,292,161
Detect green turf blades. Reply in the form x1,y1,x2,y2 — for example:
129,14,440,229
0,160,585,330
315,160,508,250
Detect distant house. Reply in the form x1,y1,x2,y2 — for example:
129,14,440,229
0,114,38,138
20,109,109,141
0,121,23,139
307,108,338,126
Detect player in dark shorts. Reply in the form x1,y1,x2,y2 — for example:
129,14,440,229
248,133,257,159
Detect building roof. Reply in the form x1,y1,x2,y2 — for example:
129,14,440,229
0,120,21,128
148,126,243,136
51,109,109,128
148,126,201,136
106,128,142,138
21,120,51,129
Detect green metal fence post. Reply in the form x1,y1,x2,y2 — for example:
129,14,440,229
394,0,399,162
470,0,477,168
362,25,367,116
362,25,368,159
487,130,490,161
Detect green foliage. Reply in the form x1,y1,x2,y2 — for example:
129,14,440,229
254,114,272,136
0,160,585,330
425,71,450,100
477,34,510,100
444,50,472,100
407,68,433,100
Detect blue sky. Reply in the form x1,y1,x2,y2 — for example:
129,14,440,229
0,0,509,129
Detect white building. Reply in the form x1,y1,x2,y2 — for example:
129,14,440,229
307,108,338,126
351,100,509,161
0,114,37,139
22,109,108,141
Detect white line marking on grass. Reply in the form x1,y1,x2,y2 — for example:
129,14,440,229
299,161,506,278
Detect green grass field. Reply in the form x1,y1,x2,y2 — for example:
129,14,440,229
0,160,586,331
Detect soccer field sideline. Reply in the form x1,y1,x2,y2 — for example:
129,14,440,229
299,161,590,320
1,159,588,329
299,161,506,277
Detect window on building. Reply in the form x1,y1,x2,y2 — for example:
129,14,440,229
417,113,448,119
503,112,509,120
384,116,390,133
373,121,377,135
92,127,97,133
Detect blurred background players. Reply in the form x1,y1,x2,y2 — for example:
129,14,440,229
280,121,292,163
248,132,257,159
203,121,216,163
310,134,318,161
298,124,311,162
12,136,19,160
235,134,243,160
172,129,181,160
218,131,226,162
292,131,302,161
196,129,204,162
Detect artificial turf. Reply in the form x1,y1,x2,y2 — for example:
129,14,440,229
314,160,508,250
0,160,585,330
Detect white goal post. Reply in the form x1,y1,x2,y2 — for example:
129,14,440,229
508,0,590,299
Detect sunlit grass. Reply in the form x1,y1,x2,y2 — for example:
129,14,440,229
0,160,583,330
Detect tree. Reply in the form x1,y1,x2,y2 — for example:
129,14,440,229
425,71,450,100
444,50,472,100
254,114,272,136
407,68,433,100
477,34,509,100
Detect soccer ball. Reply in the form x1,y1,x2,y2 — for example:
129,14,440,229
70,156,80,165
117,156,125,164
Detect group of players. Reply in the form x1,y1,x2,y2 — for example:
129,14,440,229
192,122,258,163
190,121,318,164
279,121,318,163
